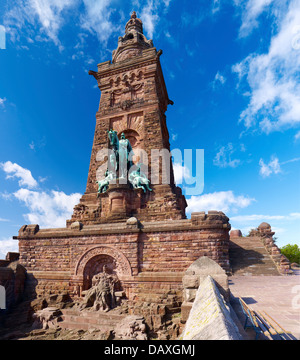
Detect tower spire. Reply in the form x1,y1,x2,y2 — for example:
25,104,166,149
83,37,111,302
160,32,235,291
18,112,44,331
112,11,153,63
125,11,143,34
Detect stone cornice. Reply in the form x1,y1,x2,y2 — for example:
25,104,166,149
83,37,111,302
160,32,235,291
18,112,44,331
14,214,230,240
95,48,158,80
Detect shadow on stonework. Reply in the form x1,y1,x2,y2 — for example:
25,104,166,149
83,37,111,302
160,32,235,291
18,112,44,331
229,241,266,275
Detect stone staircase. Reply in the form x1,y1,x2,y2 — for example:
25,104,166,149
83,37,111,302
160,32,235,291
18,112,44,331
229,237,280,276
60,308,127,332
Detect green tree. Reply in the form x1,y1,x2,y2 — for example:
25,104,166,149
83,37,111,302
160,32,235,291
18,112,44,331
280,244,300,265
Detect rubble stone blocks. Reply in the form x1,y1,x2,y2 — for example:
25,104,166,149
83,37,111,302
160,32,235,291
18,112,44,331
113,315,148,340
180,276,241,340
181,256,229,322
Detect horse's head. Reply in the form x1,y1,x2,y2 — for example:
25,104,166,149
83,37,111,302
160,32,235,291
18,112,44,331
108,129,119,147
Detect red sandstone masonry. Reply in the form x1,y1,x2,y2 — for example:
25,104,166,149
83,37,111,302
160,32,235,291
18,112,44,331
15,212,230,301
12,14,232,307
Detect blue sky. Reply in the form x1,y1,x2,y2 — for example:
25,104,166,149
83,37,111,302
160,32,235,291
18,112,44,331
0,0,299,258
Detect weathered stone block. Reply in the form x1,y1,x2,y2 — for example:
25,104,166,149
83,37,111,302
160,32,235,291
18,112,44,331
183,288,197,302
182,275,199,289
181,256,229,319
180,276,241,340
70,221,83,230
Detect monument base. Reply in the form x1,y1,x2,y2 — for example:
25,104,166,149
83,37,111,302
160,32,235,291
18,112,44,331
14,212,231,310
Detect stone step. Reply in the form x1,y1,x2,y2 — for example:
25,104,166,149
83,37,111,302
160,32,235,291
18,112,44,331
62,314,124,326
62,308,124,319
60,309,126,331
229,237,280,276
60,321,114,332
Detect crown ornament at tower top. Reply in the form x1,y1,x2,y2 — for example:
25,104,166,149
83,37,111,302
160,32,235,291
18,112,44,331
125,11,143,34
112,11,153,63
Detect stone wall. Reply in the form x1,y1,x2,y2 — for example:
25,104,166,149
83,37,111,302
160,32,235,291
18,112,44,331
15,212,230,304
0,253,26,315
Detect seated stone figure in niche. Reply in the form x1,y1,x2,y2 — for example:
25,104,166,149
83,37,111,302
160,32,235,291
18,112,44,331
129,163,152,193
80,265,119,312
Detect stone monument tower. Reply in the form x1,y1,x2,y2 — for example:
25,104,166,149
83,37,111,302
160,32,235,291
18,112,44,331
15,12,231,307
68,11,186,226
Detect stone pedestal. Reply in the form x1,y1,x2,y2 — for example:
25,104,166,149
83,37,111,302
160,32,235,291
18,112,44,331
107,183,132,220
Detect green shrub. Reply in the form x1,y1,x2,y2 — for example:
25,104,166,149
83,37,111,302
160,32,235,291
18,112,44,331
280,244,300,265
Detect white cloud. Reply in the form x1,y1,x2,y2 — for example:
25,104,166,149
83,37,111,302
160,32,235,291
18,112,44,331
173,163,191,185
171,133,178,141
240,143,246,152
1,161,38,188
1,161,82,228
186,190,255,214
4,0,78,49
131,0,173,39
212,0,221,14
140,1,159,39
38,176,48,183
31,0,75,45
237,0,274,38
3,0,172,51
230,212,300,240
162,0,171,7
213,71,226,88
281,157,300,165
295,131,300,141
28,137,46,152
0,238,19,259
231,213,300,222
259,156,300,177
213,143,241,168
4,0,118,49
259,156,281,177
231,214,285,222
290,213,300,219
13,188,81,228
80,0,116,44
233,0,300,137
0,97,6,107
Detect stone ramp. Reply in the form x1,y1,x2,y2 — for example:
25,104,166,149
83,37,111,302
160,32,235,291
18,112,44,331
61,308,127,332
229,237,280,276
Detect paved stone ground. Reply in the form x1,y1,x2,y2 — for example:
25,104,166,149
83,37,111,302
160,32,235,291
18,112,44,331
229,270,300,340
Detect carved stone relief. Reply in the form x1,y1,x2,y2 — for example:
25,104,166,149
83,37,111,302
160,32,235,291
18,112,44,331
108,71,144,109
75,245,132,280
